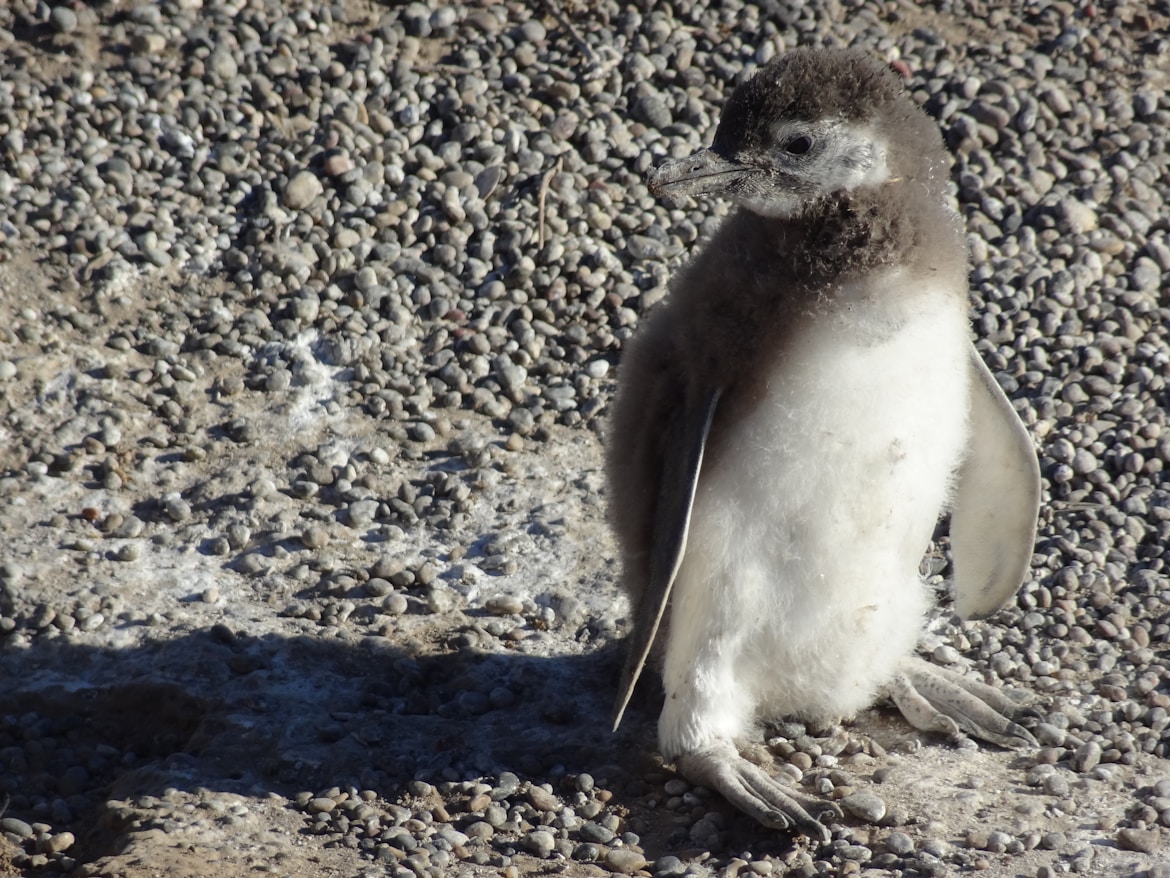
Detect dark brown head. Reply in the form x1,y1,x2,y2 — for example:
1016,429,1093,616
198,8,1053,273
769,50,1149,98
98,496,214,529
648,48,951,218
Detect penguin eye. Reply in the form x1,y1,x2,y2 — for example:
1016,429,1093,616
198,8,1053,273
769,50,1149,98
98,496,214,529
783,134,814,155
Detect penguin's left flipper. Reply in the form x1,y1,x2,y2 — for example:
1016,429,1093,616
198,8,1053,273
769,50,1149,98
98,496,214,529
949,343,1041,619
676,740,840,844
887,657,1039,749
612,386,722,732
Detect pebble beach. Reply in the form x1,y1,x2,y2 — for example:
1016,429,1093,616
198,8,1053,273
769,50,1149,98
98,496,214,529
1,0,1169,876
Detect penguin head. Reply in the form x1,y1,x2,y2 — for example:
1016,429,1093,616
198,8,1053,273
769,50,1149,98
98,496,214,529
649,48,947,218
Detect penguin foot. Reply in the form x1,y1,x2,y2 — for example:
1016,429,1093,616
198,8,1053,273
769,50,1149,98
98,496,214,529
674,739,840,843
887,656,1038,749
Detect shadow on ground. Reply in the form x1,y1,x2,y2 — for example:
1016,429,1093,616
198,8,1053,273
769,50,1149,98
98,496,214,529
0,625,673,870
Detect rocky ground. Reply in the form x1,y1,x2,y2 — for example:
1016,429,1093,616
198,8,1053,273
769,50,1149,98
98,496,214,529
2,0,1170,876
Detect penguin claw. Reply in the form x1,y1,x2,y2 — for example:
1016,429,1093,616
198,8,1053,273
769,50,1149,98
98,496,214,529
888,656,1040,749
675,741,834,844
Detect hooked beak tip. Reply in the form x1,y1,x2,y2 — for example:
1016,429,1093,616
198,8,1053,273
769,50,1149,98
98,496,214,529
647,149,751,199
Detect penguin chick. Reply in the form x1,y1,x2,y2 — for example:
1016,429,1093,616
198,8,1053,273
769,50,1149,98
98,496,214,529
607,48,1041,841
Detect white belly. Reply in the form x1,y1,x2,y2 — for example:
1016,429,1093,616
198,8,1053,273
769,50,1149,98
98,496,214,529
658,281,971,759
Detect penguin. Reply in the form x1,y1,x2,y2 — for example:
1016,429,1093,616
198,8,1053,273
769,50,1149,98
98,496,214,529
606,47,1041,841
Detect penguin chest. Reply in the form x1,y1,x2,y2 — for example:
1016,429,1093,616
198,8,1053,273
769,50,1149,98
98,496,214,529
665,282,971,723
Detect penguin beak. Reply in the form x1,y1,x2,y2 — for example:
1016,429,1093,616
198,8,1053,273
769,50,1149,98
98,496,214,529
648,149,753,199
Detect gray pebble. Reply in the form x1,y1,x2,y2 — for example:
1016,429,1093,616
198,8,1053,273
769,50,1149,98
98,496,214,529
606,848,648,874
284,171,324,210
841,790,887,823
485,595,523,615
523,829,556,857
50,6,77,32
345,500,379,529
1043,772,1070,797
1,817,33,838
579,821,615,844
527,785,560,812
885,831,914,855
301,526,329,549
115,543,141,562
1116,827,1160,853
163,494,191,522
465,821,493,840
492,772,520,800
1073,741,1102,773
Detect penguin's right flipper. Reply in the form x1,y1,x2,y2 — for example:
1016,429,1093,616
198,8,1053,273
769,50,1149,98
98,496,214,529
676,740,838,844
612,386,721,732
949,344,1041,619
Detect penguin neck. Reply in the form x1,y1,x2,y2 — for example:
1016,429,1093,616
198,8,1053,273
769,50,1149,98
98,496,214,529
738,177,963,293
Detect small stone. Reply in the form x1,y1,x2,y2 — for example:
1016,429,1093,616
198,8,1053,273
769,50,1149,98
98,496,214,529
382,593,408,615
323,151,354,176
365,578,393,597
1073,741,1102,773
885,831,914,855
492,772,520,800
464,821,493,840
654,855,686,877
1058,199,1098,234
50,6,78,32
605,848,648,874
1116,827,1161,853
207,47,238,79
579,821,615,844
523,829,555,857
115,543,141,562
307,798,337,814
131,32,167,54
485,595,523,615
527,785,560,812
842,791,887,823
300,526,329,549
163,494,191,522
573,842,600,861
283,170,323,209
932,644,960,664
1043,773,1070,797
631,94,671,129
45,832,74,853
345,500,379,528
408,421,436,442
1,817,33,838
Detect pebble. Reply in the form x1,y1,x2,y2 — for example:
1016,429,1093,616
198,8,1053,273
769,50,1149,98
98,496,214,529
1116,828,1161,853
605,849,648,874
50,6,77,33
283,171,324,210
885,831,914,855
841,791,887,823
1,818,33,838
527,785,560,813
44,832,74,853
579,821,615,844
523,829,556,857
485,595,523,615
1073,741,1102,773
300,526,329,549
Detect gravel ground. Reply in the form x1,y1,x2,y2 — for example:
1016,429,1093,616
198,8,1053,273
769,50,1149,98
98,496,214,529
2,0,1170,876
